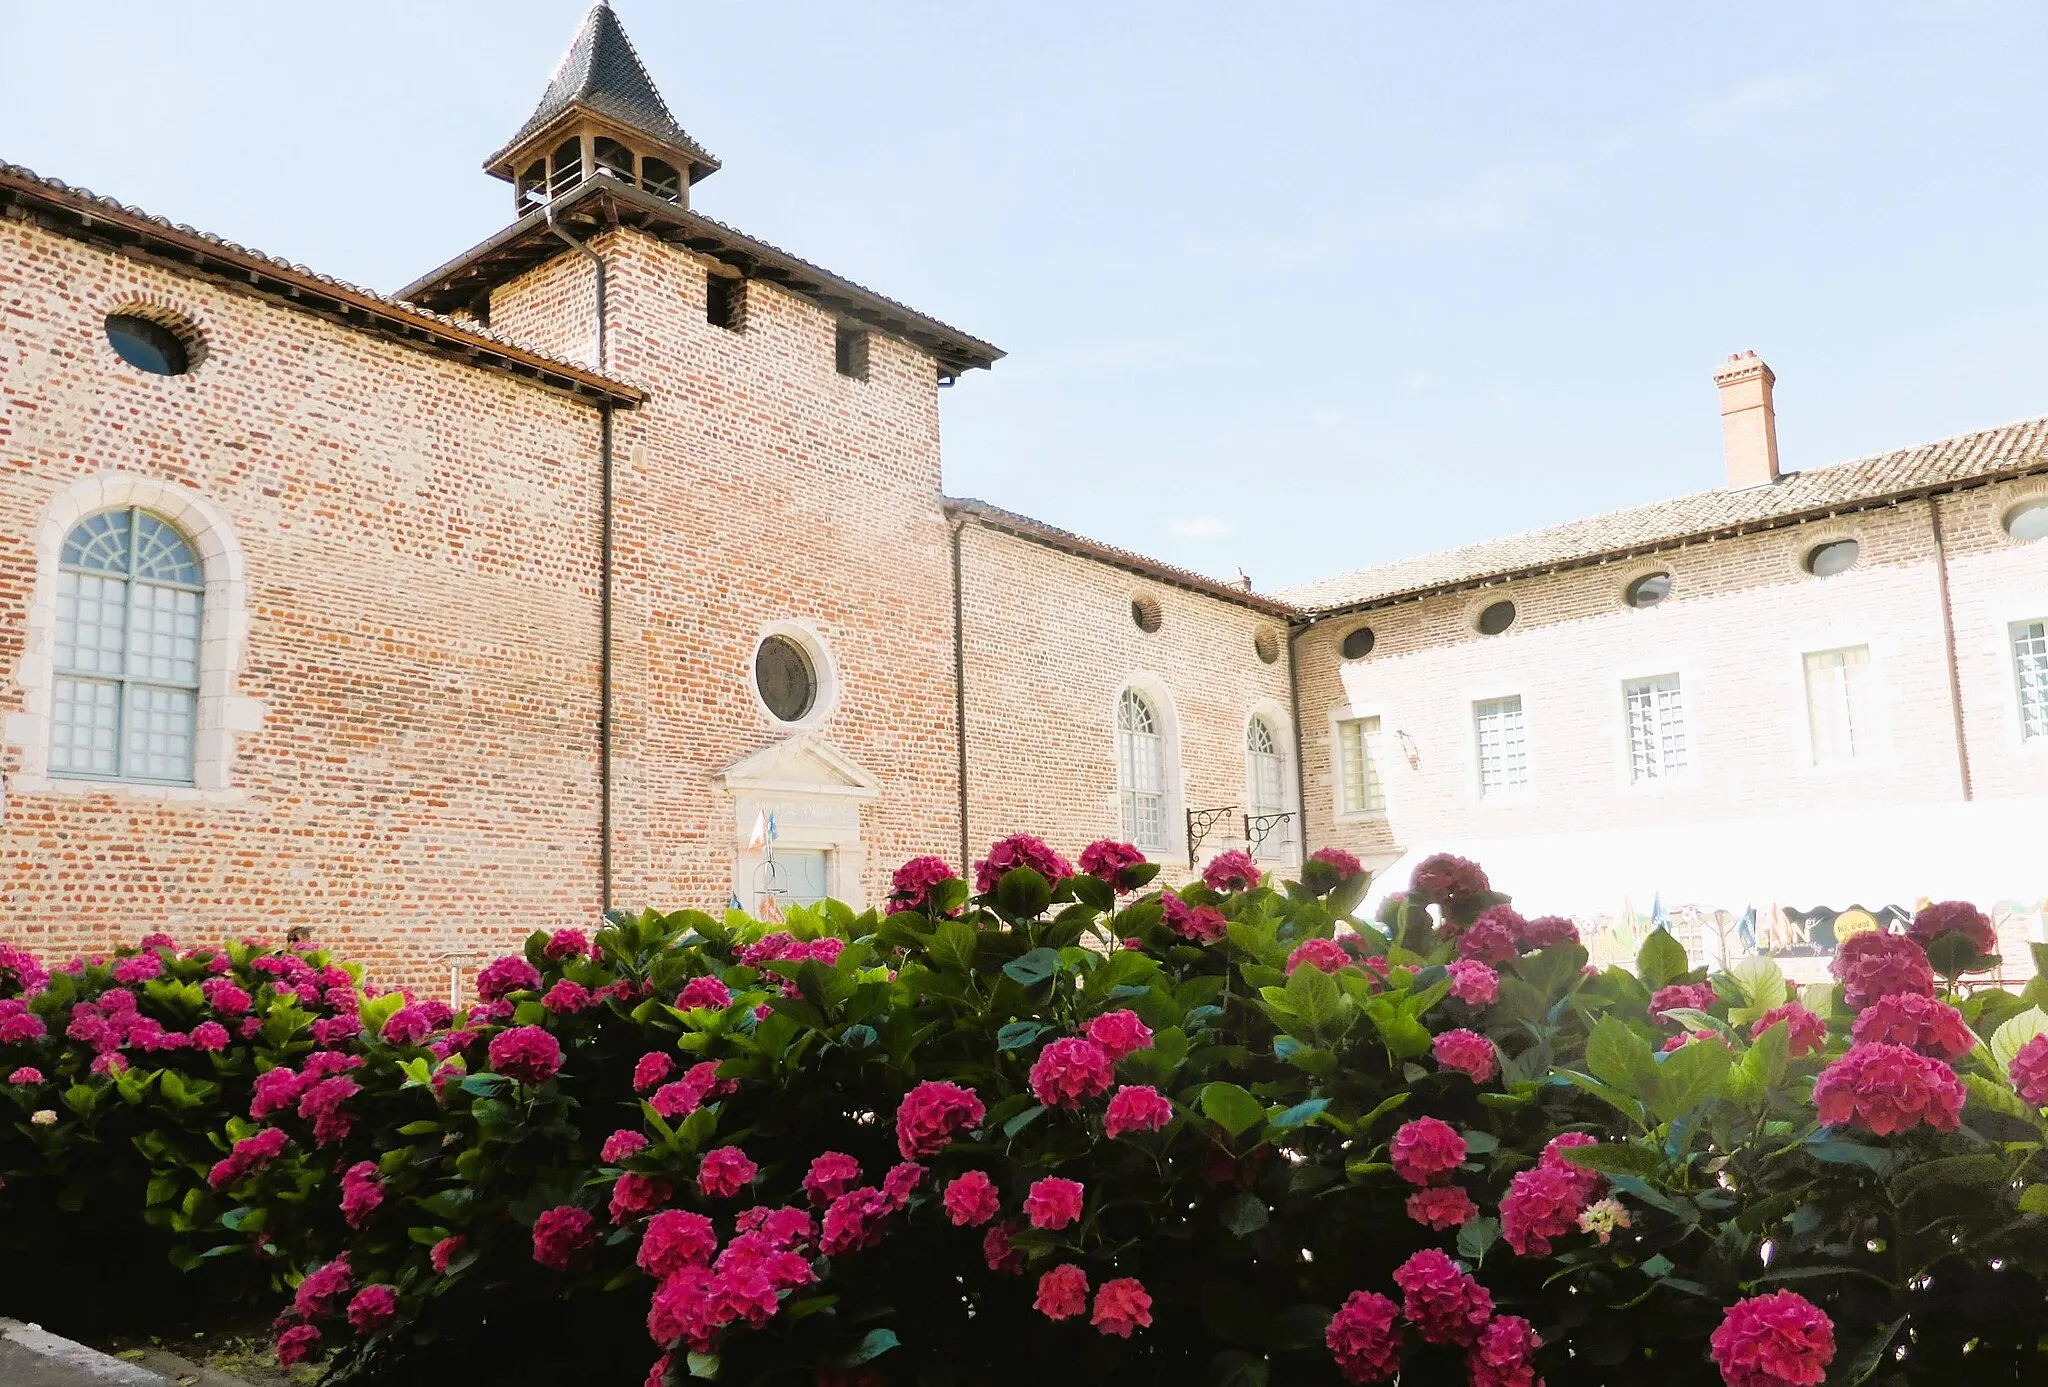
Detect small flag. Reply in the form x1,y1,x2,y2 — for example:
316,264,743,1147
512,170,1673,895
765,811,779,844
747,811,768,852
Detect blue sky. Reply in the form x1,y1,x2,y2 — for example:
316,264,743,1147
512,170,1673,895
6,2,2047,590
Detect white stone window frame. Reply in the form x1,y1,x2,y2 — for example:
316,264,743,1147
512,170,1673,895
1787,636,1891,776
8,474,262,803
1788,520,1866,582
1993,478,2048,547
1979,582,2048,755
1610,647,1702,795
747,619,841,733
1109,674,1185,858
1326,700,1390,824
1460,679,1537,806
1242,700,1299,865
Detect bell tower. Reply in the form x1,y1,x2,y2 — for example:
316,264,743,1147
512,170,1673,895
484,2,719,214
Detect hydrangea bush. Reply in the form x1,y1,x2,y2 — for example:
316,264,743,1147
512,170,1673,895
5,849,2048,1386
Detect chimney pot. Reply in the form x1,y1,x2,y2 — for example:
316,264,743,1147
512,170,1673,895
1713,350,1780,488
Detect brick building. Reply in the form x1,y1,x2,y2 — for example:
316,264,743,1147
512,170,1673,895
2,6,2044,987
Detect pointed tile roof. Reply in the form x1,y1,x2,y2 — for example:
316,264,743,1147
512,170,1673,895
486,3,717,178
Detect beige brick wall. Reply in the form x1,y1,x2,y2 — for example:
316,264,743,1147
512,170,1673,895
0,220,605,991
957,522,1296,879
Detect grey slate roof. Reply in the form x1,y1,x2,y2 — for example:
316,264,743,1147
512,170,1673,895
488,2,718,175
1279,414,2048,614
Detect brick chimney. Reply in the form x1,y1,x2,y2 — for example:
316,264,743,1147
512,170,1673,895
1713,350,1780,488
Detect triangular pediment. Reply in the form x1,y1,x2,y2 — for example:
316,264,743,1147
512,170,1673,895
713,734,882,800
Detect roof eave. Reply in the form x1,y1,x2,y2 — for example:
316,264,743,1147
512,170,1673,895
481,103,720,184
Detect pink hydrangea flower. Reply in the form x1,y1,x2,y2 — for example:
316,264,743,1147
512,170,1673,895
1665,1028,1722,1053
1104,1085,1174,1139
1389,1116,1467,1186
888,855,957,914
639,1210,717,1278
895,1080,986,1158
541,979,594,1015
820,1186,892,1257
346,1284,397,1336
1309,846,1364,878
1447,960,1499,1006
0,1011,48,1044
1409,853,1491,904
1392,1248,1493,1346
1406,1184,1479,1230
1830,931,1934,1010
1469,1313,1542,1387
207,1127,291,1190
652,1080,703,1120
1501,1163,1590,1256
1078,839,1148,891
646,1267,716,1352
1813,1042,1966,1135
475,955,541,1002
633,1052,674,1093
1750,1002,1828,1058
982,1221,1024,1274
1710,1291,1835,1387
1458,907,1525,964
274,1325,320,1368
429,1235,467,1273
1091,1277,1152,1338
1023,1177,1084,1230
339,1161,384,1229
201,979,252,1015
804,1152,863,1206
1326,1290,1401,1384
298,1075,360,1147
1432,1029,1497,1083
1849,992,1974,1059
611,1172,670,1223
532,1206,597,1270
1034,1263,1089,1321
943,1170,1001,1227
1163,895,1229,943
677,976,732,1011
1539,1131,1606,1200
697,1146,757,1199
2010,1033,2048,1107
1907,900,1996,958
973,834,1074,895
1287,938,1351,975
1648,982,1717,1021
1085,1010,1153,1060
1521,915,1580,948
603,1129,649,1163
1202,850,1262,893
1029,1037,1115,1108
7,1066,43,1085
293,1254,352,1319
112,954,163,984
487,1025,563,1085
881,1161,926,1209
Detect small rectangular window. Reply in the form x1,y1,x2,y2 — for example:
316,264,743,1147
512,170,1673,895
1624,674,1687,782
706,274,745,332
1474,696,1529,797
760,848,831,912
1336,716,1384,815
834,324,870,381
1803,645,1872,766
2013,620,2048,741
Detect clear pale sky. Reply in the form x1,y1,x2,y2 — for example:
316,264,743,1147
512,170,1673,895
5,2,2046,590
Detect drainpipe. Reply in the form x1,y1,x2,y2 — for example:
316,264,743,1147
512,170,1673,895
1287,616,1315,856
1928,495,1973,801
547,206,616,912
950,518,972,872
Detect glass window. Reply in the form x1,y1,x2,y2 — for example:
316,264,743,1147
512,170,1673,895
2012,621,2048,741
52,508,203,783
1246,717,1291,860
760,848,830,911
1804,539,1859,577
1625,572,1671,608
1340,626,1375,659
1474,697,1528,797
105,315,190,377
2004,501,2048,543
1477,600,1516,635
1803,645,1872,765
1624,674,1687,782
1336,715,1384,815
755,635,817,723
1117,689,1167,851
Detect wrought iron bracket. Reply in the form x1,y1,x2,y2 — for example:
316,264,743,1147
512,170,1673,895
1244,811,1294,859
1186,804,1238,867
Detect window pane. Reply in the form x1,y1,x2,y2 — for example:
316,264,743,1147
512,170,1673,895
762,849,830,908
1475,697,1528,796
123,684,195,781
1118,691,1166,849
55,571,128,674
2013,621,2048,741
130,512,202,587
1803,646,1870,765
1625,674,1686,782
126,583,202,686
51,676,121,776
1336,716,1384,814
61,510,130,574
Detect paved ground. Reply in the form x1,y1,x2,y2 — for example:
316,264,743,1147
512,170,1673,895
0,1320,251,1387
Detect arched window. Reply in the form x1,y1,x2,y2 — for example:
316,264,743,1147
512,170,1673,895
1116,689,1166,851
52,508,203,783
1246,716,1292,861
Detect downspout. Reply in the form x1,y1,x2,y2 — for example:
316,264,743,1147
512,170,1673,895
950,518,972,872
1287,616,1315,857
548,206,616,912
1928,495,1974,802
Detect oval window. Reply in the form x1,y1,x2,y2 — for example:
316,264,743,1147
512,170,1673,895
2003,500,2048,542
1476,600,1516,635
1131,595,1162,633
1804,539,1859,577
1625,572,1671,608
1340,626,1375,660
1254,629,1280,664
105,314,190,376
755,635,817,722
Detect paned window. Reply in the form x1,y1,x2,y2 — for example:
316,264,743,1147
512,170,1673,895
1624,674,1687,782
1246,717,1291,860
1803,645,1872,766
1474,697,1529,797
52,508,203,783
2012,621,2048,742
1336,716,1384,815
1117,689,1167,851
760,849,831,911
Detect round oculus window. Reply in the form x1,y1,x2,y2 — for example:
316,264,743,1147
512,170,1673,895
1131,594,1163,633
755,634,817,723
2003,500,2048,542
1804,539,1860,577
1624,572,1672,608
1254,628,1281,664
1476,600,1516,635
105,314,191,376
1340,626,1376,660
